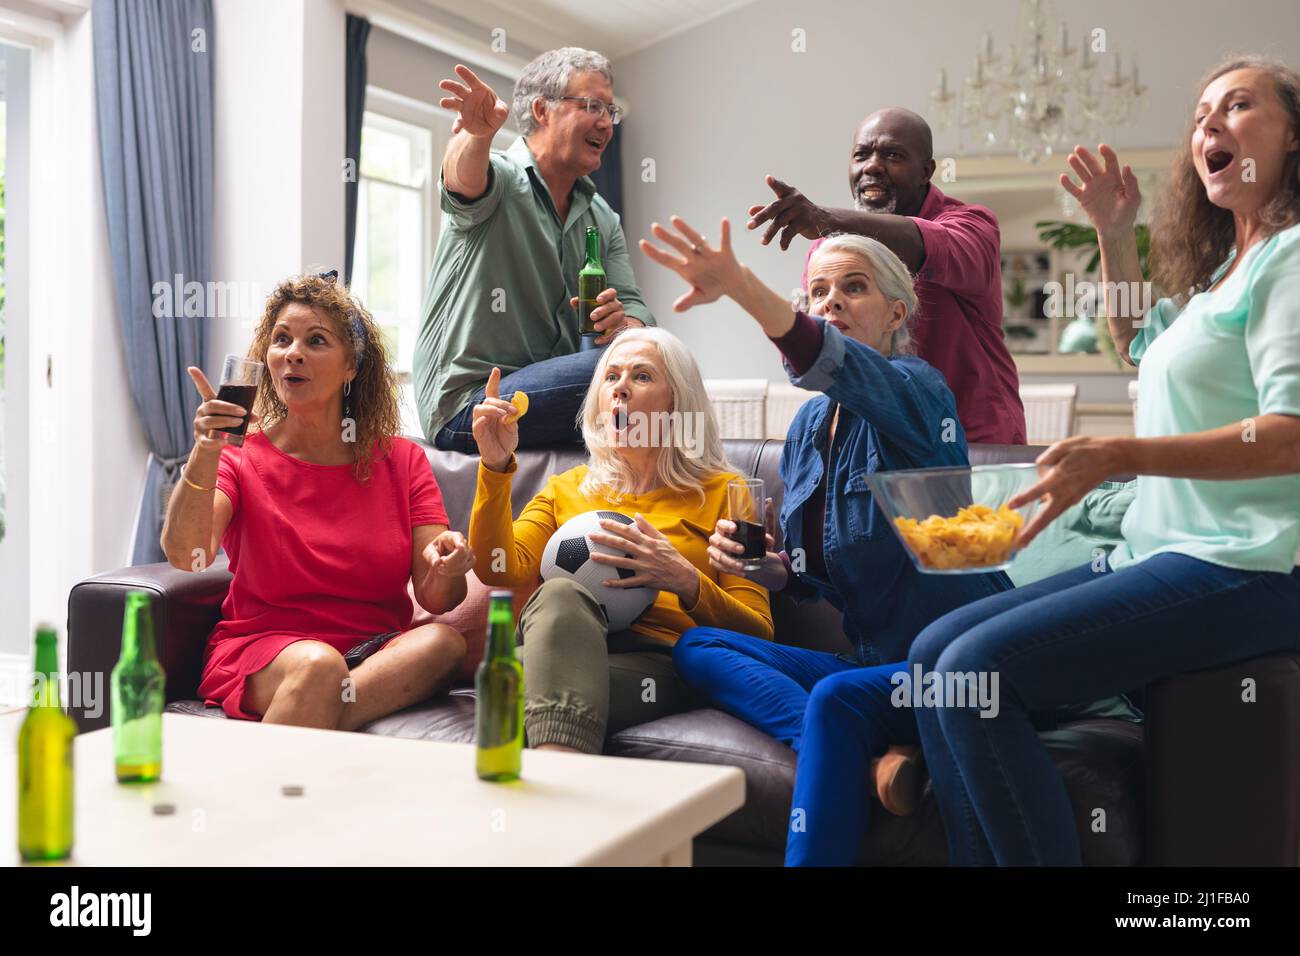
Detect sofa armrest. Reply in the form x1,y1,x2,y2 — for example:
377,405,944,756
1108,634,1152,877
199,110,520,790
67,559,232,733
1145,652,1300,865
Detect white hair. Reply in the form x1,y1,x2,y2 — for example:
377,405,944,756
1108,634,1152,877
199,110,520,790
513,47,613,138
809,233,919,354
577,327,731,505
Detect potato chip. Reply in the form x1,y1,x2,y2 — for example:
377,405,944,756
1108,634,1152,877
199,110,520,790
509,390,529,420
894,504,1025,570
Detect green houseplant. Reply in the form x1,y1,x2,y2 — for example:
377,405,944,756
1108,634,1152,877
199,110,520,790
1036,220,1152,369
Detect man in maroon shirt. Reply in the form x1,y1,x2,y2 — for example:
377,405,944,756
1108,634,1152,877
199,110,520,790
747,108,1026,445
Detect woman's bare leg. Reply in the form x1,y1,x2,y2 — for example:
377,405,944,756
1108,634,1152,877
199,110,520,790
244,641,350,729
337,623,466,731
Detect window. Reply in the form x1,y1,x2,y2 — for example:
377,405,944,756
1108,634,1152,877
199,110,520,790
351,112,434,376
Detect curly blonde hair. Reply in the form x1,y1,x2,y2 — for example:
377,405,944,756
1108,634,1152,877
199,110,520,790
246,271,400,483
1149,55,1300,302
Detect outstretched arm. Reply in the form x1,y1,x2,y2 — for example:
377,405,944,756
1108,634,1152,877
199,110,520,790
640,216,943,457
438,64,510,199
745,174,925,268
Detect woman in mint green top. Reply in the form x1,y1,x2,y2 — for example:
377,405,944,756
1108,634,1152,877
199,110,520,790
1112,224,1300,571
907,55,1300,865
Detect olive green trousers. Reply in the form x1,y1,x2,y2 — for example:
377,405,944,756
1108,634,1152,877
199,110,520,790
516,578,694,754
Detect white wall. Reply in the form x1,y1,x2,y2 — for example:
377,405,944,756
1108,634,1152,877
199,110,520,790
32,8,148,623
1,0,348,685
366,24,518,108
210,0,345,369
0,0,150,689
615,0,1300,381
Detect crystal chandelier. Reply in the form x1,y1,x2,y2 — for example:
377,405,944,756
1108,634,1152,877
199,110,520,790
930,0,1146,163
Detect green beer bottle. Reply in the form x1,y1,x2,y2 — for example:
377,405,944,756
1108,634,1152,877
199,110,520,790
475,590,523,781
111,591,165,783
578,225,605,337
17,625,76,861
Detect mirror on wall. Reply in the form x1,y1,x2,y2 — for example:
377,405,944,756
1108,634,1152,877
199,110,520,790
947,148,1171,372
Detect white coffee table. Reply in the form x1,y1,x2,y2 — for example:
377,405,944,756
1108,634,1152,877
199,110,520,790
1,712,744,866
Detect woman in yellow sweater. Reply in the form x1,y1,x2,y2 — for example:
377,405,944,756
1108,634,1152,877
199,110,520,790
470,327,773,754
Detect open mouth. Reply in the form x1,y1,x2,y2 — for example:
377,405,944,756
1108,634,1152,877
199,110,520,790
858,181,893,203
1206,149,1235,176
284,374,309,386
585,136,605,151
611,405,628,431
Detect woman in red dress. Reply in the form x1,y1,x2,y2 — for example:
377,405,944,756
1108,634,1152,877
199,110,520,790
161,272,470,728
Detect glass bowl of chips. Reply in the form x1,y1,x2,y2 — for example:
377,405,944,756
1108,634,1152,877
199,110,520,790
866,463,1043,574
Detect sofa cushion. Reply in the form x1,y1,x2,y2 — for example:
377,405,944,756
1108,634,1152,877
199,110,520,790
1008,480,1136,587
409,572,538,681
165,688,480,742
359,688,479,742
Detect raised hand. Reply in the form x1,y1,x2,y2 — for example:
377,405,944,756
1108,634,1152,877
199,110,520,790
471,367,520,471
187,366,257,455
746,175,832,250
639,216,744,313
438,64,509,138
1060,144,1141,240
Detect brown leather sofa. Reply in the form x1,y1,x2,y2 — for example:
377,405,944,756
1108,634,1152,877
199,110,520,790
67,439,1300,865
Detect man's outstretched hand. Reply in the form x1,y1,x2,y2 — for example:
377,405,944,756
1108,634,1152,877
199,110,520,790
438,64,509,138
746,175,833,250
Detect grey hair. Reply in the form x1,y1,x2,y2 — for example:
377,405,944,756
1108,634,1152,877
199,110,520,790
577,327,731,506
809,233,919,354
513,47,614,137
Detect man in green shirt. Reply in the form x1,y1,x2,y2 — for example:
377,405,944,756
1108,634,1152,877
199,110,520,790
416,48,654,453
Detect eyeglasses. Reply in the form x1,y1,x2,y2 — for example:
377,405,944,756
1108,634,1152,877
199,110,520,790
554,95,623,126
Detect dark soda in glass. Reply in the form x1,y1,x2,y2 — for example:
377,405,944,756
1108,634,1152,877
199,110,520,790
730,519,767,562
215,383,256,442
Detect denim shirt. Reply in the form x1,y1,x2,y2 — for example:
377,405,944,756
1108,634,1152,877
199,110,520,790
778,318,1012,665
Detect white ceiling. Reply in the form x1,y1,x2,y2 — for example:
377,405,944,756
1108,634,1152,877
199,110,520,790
419,0,759,60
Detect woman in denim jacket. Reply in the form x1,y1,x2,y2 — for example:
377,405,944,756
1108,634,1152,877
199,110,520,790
640,217,1012,865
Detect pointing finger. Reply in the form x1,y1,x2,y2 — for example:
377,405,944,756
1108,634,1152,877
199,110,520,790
188,367,217,402
766,175,792,197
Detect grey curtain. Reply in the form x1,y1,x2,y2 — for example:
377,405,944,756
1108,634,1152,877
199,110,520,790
93,0,214,565
344,14,371,285
589,125,624,218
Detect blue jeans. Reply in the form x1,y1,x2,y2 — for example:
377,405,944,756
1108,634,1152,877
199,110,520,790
434,343,604,453
673,628,918,867
908,552,1300,866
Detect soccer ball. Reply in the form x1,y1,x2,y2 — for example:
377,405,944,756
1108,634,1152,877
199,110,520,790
540,511,660,632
